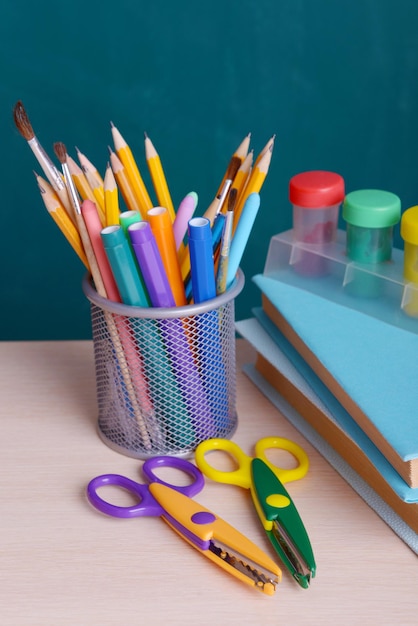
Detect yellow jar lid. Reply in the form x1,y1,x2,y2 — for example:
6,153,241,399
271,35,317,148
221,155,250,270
401,206,418,245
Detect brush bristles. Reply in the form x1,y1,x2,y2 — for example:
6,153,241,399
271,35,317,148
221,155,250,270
225,155,241,181
227,187,238,212
53,142,68,165
13,101,35,141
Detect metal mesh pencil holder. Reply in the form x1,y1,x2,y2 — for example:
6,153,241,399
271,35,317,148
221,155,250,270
82,270,245,459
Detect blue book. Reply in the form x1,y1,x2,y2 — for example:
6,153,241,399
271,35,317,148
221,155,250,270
235,316,418,554
252,273,418,490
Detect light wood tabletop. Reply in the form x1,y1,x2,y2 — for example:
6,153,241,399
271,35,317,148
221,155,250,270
0,339,416,625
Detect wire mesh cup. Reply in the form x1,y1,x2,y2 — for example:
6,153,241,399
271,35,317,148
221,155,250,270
82,269,244,458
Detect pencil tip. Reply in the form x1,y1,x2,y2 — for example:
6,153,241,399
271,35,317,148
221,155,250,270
110,120,115,128
144,131,148,139
53,141,67,165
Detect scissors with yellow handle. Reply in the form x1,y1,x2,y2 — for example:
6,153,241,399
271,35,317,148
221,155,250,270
195,436,316,589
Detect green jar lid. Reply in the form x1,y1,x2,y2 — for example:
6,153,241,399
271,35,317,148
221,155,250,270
342,189,401,228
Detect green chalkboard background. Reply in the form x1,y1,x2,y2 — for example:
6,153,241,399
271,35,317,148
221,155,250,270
2,0,418,339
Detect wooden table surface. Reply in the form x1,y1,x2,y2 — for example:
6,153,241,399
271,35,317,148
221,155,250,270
0,339,416,625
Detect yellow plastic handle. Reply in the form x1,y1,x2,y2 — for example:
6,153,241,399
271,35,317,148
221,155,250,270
194,439,253,489
254,436,309,483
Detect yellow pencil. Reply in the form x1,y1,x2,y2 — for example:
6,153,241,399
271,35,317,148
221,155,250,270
104,162,120,226
35,173,88,268
231,150,253,205
254,135,275,168
144,132,175,222
109,147,144,216
111,122,152,219
232,143,273,234
76,147,104,187
66,154,96,204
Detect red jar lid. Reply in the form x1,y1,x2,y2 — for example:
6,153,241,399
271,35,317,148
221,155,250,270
289,170,345,208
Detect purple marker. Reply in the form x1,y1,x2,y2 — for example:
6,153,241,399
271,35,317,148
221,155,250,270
128,220,215,440
128,221,175,308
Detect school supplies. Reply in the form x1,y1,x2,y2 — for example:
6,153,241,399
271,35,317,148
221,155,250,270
87,455,281,595
13,98,272,458
111,122,152,218
195,437,316,588
35,173,88,268
144,132,175,222
13,101,73,217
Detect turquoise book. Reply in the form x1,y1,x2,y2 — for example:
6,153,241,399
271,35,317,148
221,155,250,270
252,272,418,490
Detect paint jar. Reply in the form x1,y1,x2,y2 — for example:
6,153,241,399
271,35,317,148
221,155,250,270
342,189,401,298
400,205,418,317
343,189,401,264
289,170,345,275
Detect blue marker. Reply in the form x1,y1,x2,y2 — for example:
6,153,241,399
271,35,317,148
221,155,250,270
226,192,261,289
188,216,229,431
188,217,216,303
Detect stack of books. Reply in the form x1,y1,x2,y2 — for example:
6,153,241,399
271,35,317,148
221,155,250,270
237,229,418,554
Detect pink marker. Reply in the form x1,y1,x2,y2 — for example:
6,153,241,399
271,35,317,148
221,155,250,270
173,191,198,250
80,199,121,302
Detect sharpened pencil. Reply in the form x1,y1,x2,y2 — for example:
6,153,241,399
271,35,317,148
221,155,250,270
35,172,88,268
144,132,175,222
111,122,152,219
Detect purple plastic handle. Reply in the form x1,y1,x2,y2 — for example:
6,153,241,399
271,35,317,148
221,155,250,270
87,474,163,519
87,456,205,519
142,456,205,497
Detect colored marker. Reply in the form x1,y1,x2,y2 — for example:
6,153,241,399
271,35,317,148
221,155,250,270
128,221,175,308
147,206,186,306
226,192,261,289
188,217,216,303
128,221,214,440
173,191,198,252
101,225,149,307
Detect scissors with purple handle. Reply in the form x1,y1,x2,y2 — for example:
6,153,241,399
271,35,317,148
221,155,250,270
87,456,203,518
86,455,281,595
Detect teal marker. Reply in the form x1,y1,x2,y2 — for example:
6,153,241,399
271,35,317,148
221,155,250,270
101,224,195,450
101,225,150,307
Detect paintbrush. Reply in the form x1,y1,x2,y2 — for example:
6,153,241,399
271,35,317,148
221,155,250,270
13,101,73,217
203,155,241,225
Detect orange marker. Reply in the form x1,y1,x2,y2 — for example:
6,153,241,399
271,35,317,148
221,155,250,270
147,206,186,306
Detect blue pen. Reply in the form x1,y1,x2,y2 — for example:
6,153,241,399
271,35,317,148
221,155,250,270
101,225,150,307
188,217,216,303
226,192,261,288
